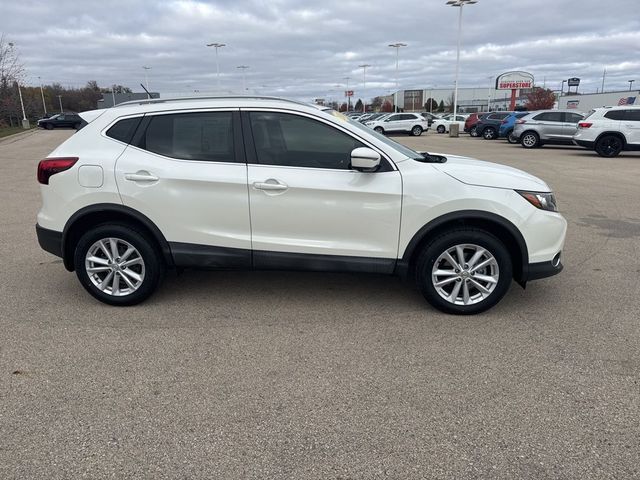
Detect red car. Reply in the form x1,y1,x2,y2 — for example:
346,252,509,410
464,112,488,137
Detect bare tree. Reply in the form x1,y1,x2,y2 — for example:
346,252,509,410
0,34,25,84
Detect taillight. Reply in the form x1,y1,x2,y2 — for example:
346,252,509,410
37,157,79,185
516,119,526,124
578,122,592,129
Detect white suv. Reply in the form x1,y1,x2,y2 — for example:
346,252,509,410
365,113,429,136
36,96,566,314
573,105,640,157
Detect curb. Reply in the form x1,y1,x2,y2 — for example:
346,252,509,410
0,128,39,145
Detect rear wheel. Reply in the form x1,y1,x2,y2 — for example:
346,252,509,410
74,224,164,306
415,229,512,315
469,126,478,137
437,125,446,134
595,135,623,157
45,123,53,130
482,126,497,140
374,126,384,134
520,131,540,148
411,125,423,136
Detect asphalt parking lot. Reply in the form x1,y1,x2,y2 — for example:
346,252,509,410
1,128,639,479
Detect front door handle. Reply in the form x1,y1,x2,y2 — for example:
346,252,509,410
253,180,288,191
124,171,159,182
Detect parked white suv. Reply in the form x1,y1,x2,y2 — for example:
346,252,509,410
573,106,640,157
365,113,429,136
36,96,566,314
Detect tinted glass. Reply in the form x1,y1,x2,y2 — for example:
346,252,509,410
564,113,584,123
534,112,563,122
488,113,509,120
106,117,142,144
604,110,625,120
625,109,640,121
386,114,402,122
140,112,235,162
249,112,365,169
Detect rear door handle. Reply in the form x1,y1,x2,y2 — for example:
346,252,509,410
124,171,159,182
253,180,288,191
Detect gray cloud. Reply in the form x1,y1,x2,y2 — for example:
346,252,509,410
2,0,639,101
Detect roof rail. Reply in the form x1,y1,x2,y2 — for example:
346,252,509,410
115,95,310,108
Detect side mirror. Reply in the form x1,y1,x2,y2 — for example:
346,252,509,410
351,147,381,172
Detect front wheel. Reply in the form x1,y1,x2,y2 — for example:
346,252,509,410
595,135,623,157
74,224,164,306
411,125,423,136
520,131,540,148
415,229,512,315
482,127,497,140
437,125,446,134
45,123,54,130
374,126,384,134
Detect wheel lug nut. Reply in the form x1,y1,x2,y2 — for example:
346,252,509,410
463,264,469,269
455,269,460,273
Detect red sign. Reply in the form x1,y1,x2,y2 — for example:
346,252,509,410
498,80,533,89
495,71,534,91
345,90,354,97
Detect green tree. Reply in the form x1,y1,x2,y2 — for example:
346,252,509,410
354,98,363,112
437,100,445,112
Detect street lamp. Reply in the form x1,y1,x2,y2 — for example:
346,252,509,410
344,76,352,111
558,79,567,109
38,76,47,116
446,0,478,120
237,65,249,92
629,79,635,91
388,43,407,113
358,64,371,113
7,42,29,129
206,42,226,90
142,66,151,98
57,95,63,113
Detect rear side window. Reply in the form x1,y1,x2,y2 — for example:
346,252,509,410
564,113,584,123
106,117,142,144
625,110,640,121
534,112,563,122
604,110,626,120
138,112,235,162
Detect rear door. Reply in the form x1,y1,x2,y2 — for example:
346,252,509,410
622,109,640,146
532,112,564,140
243,109,402,270
114,109,252,267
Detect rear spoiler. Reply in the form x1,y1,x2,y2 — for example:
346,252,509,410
78,109,106,124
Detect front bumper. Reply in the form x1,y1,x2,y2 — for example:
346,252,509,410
36,224,63,258
525,255,563,282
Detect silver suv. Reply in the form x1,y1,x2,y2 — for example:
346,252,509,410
513,110,584,148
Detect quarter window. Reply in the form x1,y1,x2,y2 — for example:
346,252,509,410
106,117,142,144
138,112,235,162
249,112,365,169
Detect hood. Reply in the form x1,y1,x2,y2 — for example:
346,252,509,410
428,153,550,191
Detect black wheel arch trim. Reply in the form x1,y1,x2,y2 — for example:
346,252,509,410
61,203,173,271
398,210,530,285
595,131,627,146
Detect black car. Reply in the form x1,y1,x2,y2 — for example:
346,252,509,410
37,113,83,130
419,112,440,127
474,111,514,140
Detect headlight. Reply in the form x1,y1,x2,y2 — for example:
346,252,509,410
517,190,558,212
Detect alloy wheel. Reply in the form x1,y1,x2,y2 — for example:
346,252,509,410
85,237,146,296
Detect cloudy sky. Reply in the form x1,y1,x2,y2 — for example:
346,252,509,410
2,0,639,101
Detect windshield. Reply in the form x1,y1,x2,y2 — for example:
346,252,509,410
328,110,424,160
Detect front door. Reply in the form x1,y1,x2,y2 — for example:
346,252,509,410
114,110,252,267
243,110,402,272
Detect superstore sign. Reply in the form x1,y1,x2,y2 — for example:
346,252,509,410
498,80,532,89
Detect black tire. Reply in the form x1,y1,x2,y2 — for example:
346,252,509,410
74,224,164,306
374,126,384,134
469,126,478,137
437,125,446,134
45,123,54,130
415,228,513,315
507,131,519,144
595,135,623,157
520,131,540,148
482,126,497,140
411,125,423,136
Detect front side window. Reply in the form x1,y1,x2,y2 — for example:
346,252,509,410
249,112,365,169
138,111,235,162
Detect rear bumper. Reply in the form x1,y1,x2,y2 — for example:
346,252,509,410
573,139,595,148
36,224,63,258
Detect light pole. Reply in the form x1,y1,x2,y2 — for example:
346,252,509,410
358,64,371,113
38,76,47,116
446,0,477,120
57,95,63,113
206,43,226,90
629,79,635,91
344,76,351,111
7,42,29,128
237,65,249,92
487,75,493,112
388,43,407,113
142,66,151,98
558,79,567,109
111,85,116,107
